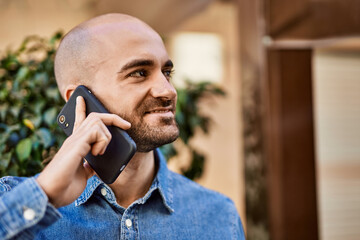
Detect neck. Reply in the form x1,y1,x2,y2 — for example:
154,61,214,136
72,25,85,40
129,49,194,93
109,150,156,208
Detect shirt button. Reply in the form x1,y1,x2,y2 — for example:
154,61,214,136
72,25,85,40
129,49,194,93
23,207,36,221
100,187,107,197
125,219,132,228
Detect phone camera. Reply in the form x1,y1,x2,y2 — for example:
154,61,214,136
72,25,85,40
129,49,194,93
59,115,66,124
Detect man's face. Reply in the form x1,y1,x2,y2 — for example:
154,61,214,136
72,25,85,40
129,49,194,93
86,22,179,152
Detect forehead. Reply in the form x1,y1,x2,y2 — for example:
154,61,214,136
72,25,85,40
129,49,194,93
88,21,169,64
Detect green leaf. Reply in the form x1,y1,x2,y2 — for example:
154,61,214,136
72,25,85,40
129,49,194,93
34,99,46,115
30,116,42,128
15,138,32,162
0,103,9,121
0,143,5,153
15,66,29,82
50,31,63,45
34,72,48,85
159,143,177,160
36,128,53,148
43,107,57,126
0,88,9,100
7,164,19,176
0,152,12,170
9,105,21,118
4,56,19,70
182,149,205,180
45,88,60,101
7,124,21,133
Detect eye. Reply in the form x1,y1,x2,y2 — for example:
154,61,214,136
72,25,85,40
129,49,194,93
163,69,174,80
128,69,148,78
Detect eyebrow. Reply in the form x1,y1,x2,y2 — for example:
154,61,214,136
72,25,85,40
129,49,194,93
118,59,173,73
164,59,174,68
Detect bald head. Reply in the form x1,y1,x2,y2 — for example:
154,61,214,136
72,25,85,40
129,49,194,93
54,13,160,99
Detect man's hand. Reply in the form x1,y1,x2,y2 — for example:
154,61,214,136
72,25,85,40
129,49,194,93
36,96,131,208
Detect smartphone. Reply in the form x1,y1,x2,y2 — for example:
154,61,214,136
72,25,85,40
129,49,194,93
57,85,137,184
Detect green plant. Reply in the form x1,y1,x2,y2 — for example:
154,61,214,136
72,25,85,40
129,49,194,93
0,33,225,180
0,32,65,177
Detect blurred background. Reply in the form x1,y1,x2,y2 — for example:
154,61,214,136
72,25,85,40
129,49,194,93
0,0,359,239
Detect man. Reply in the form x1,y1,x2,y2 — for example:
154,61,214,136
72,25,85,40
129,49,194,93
0,13,245,239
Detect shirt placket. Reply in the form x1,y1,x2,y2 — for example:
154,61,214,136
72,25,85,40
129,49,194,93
121,206,139,240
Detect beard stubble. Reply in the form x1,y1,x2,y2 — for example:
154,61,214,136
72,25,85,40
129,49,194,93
122,97,179,152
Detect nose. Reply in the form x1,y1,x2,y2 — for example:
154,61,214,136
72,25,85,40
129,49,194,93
149,73,177,100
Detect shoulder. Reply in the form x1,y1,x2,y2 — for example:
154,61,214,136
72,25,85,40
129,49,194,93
0,176,28,192
169,170,237,213
170,170,231,200
168,171,245,238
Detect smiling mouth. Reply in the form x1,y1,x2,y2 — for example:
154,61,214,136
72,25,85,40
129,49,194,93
145,107,174,115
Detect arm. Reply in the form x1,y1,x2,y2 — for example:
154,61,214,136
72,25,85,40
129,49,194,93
0,96,131,239
0,177,60,240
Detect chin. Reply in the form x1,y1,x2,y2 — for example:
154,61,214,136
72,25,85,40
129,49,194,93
161,124,180,141
128,122,179,153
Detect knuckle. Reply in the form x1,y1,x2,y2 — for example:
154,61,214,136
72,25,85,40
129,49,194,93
106,133,112,143
87,112,97,119
88,115,103,125
93,124,102,132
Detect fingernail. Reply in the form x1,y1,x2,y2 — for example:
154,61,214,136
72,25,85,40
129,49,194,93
125,121,131,128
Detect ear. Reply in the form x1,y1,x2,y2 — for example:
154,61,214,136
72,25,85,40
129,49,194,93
64,84,78,102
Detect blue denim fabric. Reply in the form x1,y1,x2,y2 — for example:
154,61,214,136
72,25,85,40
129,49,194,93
0,149,245,239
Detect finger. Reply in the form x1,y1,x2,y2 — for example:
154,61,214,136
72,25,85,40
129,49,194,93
91,138,110,156
95,113,131,129
86,114,112,138
89,124,112,156
74,96,86,131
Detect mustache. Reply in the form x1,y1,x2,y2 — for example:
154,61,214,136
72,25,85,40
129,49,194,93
138,98,175,113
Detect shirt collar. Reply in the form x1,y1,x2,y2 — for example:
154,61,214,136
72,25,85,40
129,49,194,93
74,175,103,207
153,148,174,212
74,148,174,212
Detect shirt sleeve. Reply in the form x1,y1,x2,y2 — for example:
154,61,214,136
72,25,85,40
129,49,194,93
0,177,61,240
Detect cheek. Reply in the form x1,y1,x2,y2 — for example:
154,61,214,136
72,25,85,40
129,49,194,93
121,84,150,109
90,86,129,117
107,91,146,121
105,95,133,116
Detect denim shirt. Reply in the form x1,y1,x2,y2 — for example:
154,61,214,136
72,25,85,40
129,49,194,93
0,149,245,239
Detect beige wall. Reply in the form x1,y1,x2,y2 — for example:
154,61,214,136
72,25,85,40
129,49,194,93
0,0,91,49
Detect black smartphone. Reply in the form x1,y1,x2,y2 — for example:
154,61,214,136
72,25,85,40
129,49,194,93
57,85,137,184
